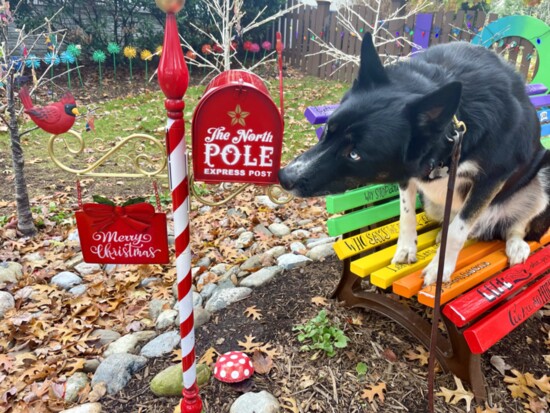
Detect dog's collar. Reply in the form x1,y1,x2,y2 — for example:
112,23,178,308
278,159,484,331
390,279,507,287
424,116,466,181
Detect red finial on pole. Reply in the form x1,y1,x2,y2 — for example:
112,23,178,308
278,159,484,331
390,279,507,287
156,1,202,412
276,32,285,119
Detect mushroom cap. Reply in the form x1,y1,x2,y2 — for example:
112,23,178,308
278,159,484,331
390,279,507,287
213,351,254,383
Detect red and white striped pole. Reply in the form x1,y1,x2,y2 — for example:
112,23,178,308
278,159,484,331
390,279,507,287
156,1,202,412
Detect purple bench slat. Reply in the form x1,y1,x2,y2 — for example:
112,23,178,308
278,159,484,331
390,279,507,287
304,104,340,125
531,94,550,109
526,83,548,95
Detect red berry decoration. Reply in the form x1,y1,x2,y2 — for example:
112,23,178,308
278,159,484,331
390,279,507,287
213,351,254,383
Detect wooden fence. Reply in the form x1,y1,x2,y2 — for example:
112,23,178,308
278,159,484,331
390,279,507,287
279,2,539,84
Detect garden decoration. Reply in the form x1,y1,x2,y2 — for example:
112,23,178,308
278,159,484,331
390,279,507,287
155,45,163,57
250,42,260,65
213,351,254,383
43,51,59,81
75,190,169,264
261,40,272,59
243,40,252,63
60,50,75,89
124,46,137,80
107,42,121,81
185,50,196,73
24,54,40,85
141,49,153,83
201,44,211,74
156,0,203,411
67,43,84,87
212,43,223,54
92,50,106,88
85,113,95,132
19,87,79,135
472,15,550,87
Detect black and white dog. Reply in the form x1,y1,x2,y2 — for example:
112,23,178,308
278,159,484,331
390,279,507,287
278,33,550,286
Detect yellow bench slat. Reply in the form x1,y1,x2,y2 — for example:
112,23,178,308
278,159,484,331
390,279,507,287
350,228,440,279
333,212,434,259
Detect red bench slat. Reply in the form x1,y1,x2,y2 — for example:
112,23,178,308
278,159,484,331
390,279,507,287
443,245,550,327
463,274,550,354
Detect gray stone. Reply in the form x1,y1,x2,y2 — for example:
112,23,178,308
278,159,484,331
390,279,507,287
103,331,157,357
199,205,212,215
91,329,122,347
140,277,161,287
255,195,280,209
0,291,15,318
290,242,306,253
219,265,240,282
237,271,250,278
205,287,252,312
306,237,338,249
193,307,211,327
196,271,217,291
103,264,118,275
91,353,147,394
64,372,90,402
60,403,102,413
196,256,211,268
149,299,170,321
14,286,35,301
193,291,203,308
253,224,273,238
298,219,313,226
240,266,283,288
83,359,100,373
67,230,80,243
218,279,236,289
51,271,82,290
235,231,255,249
69,284,87,296
65,252,84,269
292,229,311,239
230,391,280,413
24,252,45,263
265,246,286,259
0,261,23,283
74,262,102,276
307,243,336,261
240,255,263,271
227,208,247,218
199,283,218,300
140,330,180,358
277,254,312,270
210,263,227,276
268,223,291,237
309,226,326,234
150,363,211,396
168,234,175,246
156,309,178,330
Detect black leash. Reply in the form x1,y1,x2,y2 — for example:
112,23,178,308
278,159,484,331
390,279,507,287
427,118,466,413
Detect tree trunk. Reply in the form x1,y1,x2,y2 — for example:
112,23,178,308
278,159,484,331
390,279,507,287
7,73,37,237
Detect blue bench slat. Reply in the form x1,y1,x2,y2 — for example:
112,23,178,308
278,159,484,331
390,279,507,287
304,104,340,125
538,108,548,123
542,122,550,137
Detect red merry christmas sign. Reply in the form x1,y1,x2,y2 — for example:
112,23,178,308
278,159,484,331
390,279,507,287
76,202,169,264
192,70,283,185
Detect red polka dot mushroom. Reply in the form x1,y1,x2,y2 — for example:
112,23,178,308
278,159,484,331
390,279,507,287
213,351,254,383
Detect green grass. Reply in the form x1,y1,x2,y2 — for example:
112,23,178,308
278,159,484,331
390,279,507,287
0,76,348,167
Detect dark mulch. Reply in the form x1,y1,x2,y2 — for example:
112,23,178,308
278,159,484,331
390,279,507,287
103,258,549,413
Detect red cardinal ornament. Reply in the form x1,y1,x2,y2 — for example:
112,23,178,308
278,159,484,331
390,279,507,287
19,87,79,135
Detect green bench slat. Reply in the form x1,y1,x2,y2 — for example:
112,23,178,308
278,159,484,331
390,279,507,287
327,197,422,237
325,184,400,214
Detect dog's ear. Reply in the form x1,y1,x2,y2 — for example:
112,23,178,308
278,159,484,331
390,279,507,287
405,81,462,160
355,32,389,90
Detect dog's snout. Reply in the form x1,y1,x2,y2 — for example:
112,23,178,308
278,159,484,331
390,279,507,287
278,167,296,191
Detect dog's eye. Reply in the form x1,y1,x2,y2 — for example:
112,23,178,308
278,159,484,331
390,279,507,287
348,151,361,161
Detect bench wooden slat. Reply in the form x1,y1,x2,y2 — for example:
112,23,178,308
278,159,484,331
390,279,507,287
333,212,433,259
463,274,550,354
444,245,550,327
392,241,504,298
418,242,541,307
325,183,399,214
349,228,440,277
327,198,422,237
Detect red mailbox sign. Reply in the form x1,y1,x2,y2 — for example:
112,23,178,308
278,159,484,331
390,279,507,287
192,70,283,185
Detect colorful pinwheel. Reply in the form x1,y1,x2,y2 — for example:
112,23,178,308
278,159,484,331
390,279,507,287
123,46,137,80
44,51,60,80
250,42,260,65
107,42,121,80
261,40,272,59
25,54,40,84
155,45,163,57
140,49,153,84
243,40,252,63
93,50,106,87
60,51,75,88
185,50,196,74
67,44,84,87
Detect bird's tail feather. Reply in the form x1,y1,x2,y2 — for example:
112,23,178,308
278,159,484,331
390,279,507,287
19,87,33,110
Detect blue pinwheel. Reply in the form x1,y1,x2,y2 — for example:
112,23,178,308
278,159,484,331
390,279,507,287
25,54,41,84
44,51,60,81
61,51,76,88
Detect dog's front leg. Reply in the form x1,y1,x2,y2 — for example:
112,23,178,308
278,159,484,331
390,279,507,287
422,180,503,286
392,181,418,264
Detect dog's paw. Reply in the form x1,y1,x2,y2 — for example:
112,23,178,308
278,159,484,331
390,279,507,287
392,243,417,264
435,230,442,244
506,238,530,266
422,257,454,286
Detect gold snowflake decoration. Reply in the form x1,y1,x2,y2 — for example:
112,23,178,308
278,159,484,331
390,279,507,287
228,104,249,126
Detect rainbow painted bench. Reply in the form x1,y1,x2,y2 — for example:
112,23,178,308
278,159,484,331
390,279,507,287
308,84,550,401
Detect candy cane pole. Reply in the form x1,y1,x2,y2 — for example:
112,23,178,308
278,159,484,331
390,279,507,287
155,1,203,412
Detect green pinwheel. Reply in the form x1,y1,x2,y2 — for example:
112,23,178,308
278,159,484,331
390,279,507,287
67,44,84,87
107,42,121,81
93,50,106,88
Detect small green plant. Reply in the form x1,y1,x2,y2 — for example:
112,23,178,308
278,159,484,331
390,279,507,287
0,215,9,226
293,309,349,357
356,362,368,379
